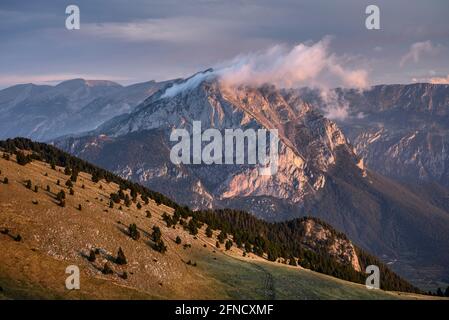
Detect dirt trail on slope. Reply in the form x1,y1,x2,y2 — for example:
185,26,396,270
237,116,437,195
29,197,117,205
252,263,276,300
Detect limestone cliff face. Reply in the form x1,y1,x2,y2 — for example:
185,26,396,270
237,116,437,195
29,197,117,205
57,76,358,217
301,83,449,188
302,219,361,272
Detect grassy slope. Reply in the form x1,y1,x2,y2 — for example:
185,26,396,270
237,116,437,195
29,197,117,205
0,152,440,300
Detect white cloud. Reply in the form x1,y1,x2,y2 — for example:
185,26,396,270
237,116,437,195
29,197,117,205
319,89,350,121
218,38,369,89
162,38,370,98
400,41,440,67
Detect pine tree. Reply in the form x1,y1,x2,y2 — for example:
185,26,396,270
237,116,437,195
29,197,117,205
46,185,50,192
56,179,60,186
205,226,213,238
16,152,31,165
136,202,142,210
70,171,78,182
225,240,233,251
78,204,82,211
56,190,66,201
217,231,226,244
26,180,32,189
64,166,71,175
124,195,131,207
65,179,73,188
145,210,152,218
92,172,100,183
128,223,140,240
175,236,182,244
34,185,38,192
437,288,444,297
289,257,298,266
69,188,74,195
444,286,449,297
116,247,127,265
3,177,8,184
151,226,162,242
102,262,113,275
88,249,96,262
153,239,167,253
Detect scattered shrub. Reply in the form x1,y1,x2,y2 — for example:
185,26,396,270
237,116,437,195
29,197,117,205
153,240,167,253
88,250,96,262
128,223,140,241
116,247,127,265
151,226,162,242
65,179,73,188
102,262,113,275
56,190,66,201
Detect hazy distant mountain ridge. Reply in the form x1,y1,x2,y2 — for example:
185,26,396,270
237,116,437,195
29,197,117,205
0,78,175,140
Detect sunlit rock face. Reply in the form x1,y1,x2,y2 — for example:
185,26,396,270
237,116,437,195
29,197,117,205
56,76,358,217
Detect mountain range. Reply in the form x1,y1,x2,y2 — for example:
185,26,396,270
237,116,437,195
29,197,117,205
1,75,449,291
0,78,176,141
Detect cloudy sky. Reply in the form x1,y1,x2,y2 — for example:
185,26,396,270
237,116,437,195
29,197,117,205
1,0,448,88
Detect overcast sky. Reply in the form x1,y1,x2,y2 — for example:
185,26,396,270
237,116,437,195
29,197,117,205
1,0,448,88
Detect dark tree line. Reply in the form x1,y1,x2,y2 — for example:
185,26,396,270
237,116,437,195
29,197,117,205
0,137,421,294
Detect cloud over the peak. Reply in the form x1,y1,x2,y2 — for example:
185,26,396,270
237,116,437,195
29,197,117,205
162,38,370,97
218,38,369,89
